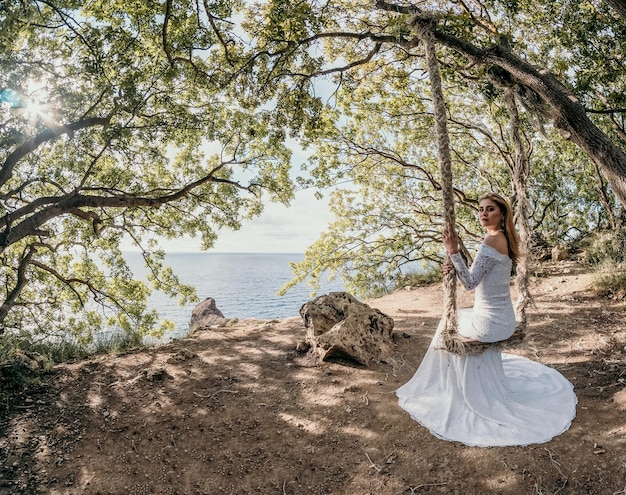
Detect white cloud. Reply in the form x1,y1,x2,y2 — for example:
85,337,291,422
212,188,333,253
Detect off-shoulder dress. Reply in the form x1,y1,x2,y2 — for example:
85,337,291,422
396,243,577,446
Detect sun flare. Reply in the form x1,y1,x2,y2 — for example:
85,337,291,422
24,98,47,118
22,80,53,124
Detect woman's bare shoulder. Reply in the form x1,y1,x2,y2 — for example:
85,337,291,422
483,231,509,256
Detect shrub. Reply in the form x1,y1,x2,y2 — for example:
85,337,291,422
582,228,626,299
0,342,54,392
592,261,626,299
394,267,442,291
584,228,626,265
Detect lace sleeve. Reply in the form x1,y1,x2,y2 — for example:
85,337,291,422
449,248,500,291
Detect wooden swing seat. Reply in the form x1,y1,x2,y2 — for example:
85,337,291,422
442,325,526,355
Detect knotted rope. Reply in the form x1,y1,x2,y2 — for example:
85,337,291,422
414,20,526,355
415,22,460,346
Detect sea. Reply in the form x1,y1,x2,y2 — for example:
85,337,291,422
124,252,346,342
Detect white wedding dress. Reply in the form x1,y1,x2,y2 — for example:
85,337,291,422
396,244,577,447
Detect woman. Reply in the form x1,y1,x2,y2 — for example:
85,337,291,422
396,193,577,447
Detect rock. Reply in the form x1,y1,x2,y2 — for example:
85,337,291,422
552,244,569,261
142,367,172,381
299,292,394,366
189,297,228,331
166,348,197,363
295,341,311,353
533,247,552,262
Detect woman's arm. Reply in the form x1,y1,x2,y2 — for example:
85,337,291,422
450,249,499,291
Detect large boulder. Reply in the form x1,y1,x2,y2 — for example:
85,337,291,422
189,297,229,331
299,292,394,366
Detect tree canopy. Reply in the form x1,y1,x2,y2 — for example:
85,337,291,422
245,0,626,297
0,0,296,342
1,0,626,345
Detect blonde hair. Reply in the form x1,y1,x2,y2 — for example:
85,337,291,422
478,192,520,263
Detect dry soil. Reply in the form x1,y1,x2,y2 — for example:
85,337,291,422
1,261,625,495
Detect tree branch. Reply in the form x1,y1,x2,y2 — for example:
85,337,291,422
295,42,384,78
202,0,236,67
162,0,193,66
0,116,111,189
0,247,35,332
29,259,87,307
0,166,252,251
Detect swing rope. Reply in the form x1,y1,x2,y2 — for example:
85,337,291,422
415,21,526,355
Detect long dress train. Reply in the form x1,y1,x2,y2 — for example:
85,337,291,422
396,244,577,447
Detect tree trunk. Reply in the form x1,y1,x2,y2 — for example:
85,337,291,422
606,0,626,20
503,88,532,328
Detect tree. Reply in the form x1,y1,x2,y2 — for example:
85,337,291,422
2,0,624,342
278,61,520,297
407,5,626,209
239,0,625,294
240,0,626,205
280,70,601,298
0,0,294,342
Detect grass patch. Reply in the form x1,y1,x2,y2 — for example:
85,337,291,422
581,228,626,300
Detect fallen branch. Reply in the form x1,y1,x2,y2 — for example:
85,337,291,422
193,389,239,399
364,452,381,472
410,482,448,493
544,447,568,494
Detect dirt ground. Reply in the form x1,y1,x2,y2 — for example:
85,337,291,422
1,261,626,495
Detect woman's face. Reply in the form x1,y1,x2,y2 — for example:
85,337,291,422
478,198,503,230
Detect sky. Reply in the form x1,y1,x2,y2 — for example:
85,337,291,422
159,134,338,253
214,188,335,253
162,186,335,253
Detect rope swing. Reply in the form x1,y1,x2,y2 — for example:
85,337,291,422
415,21,526,355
